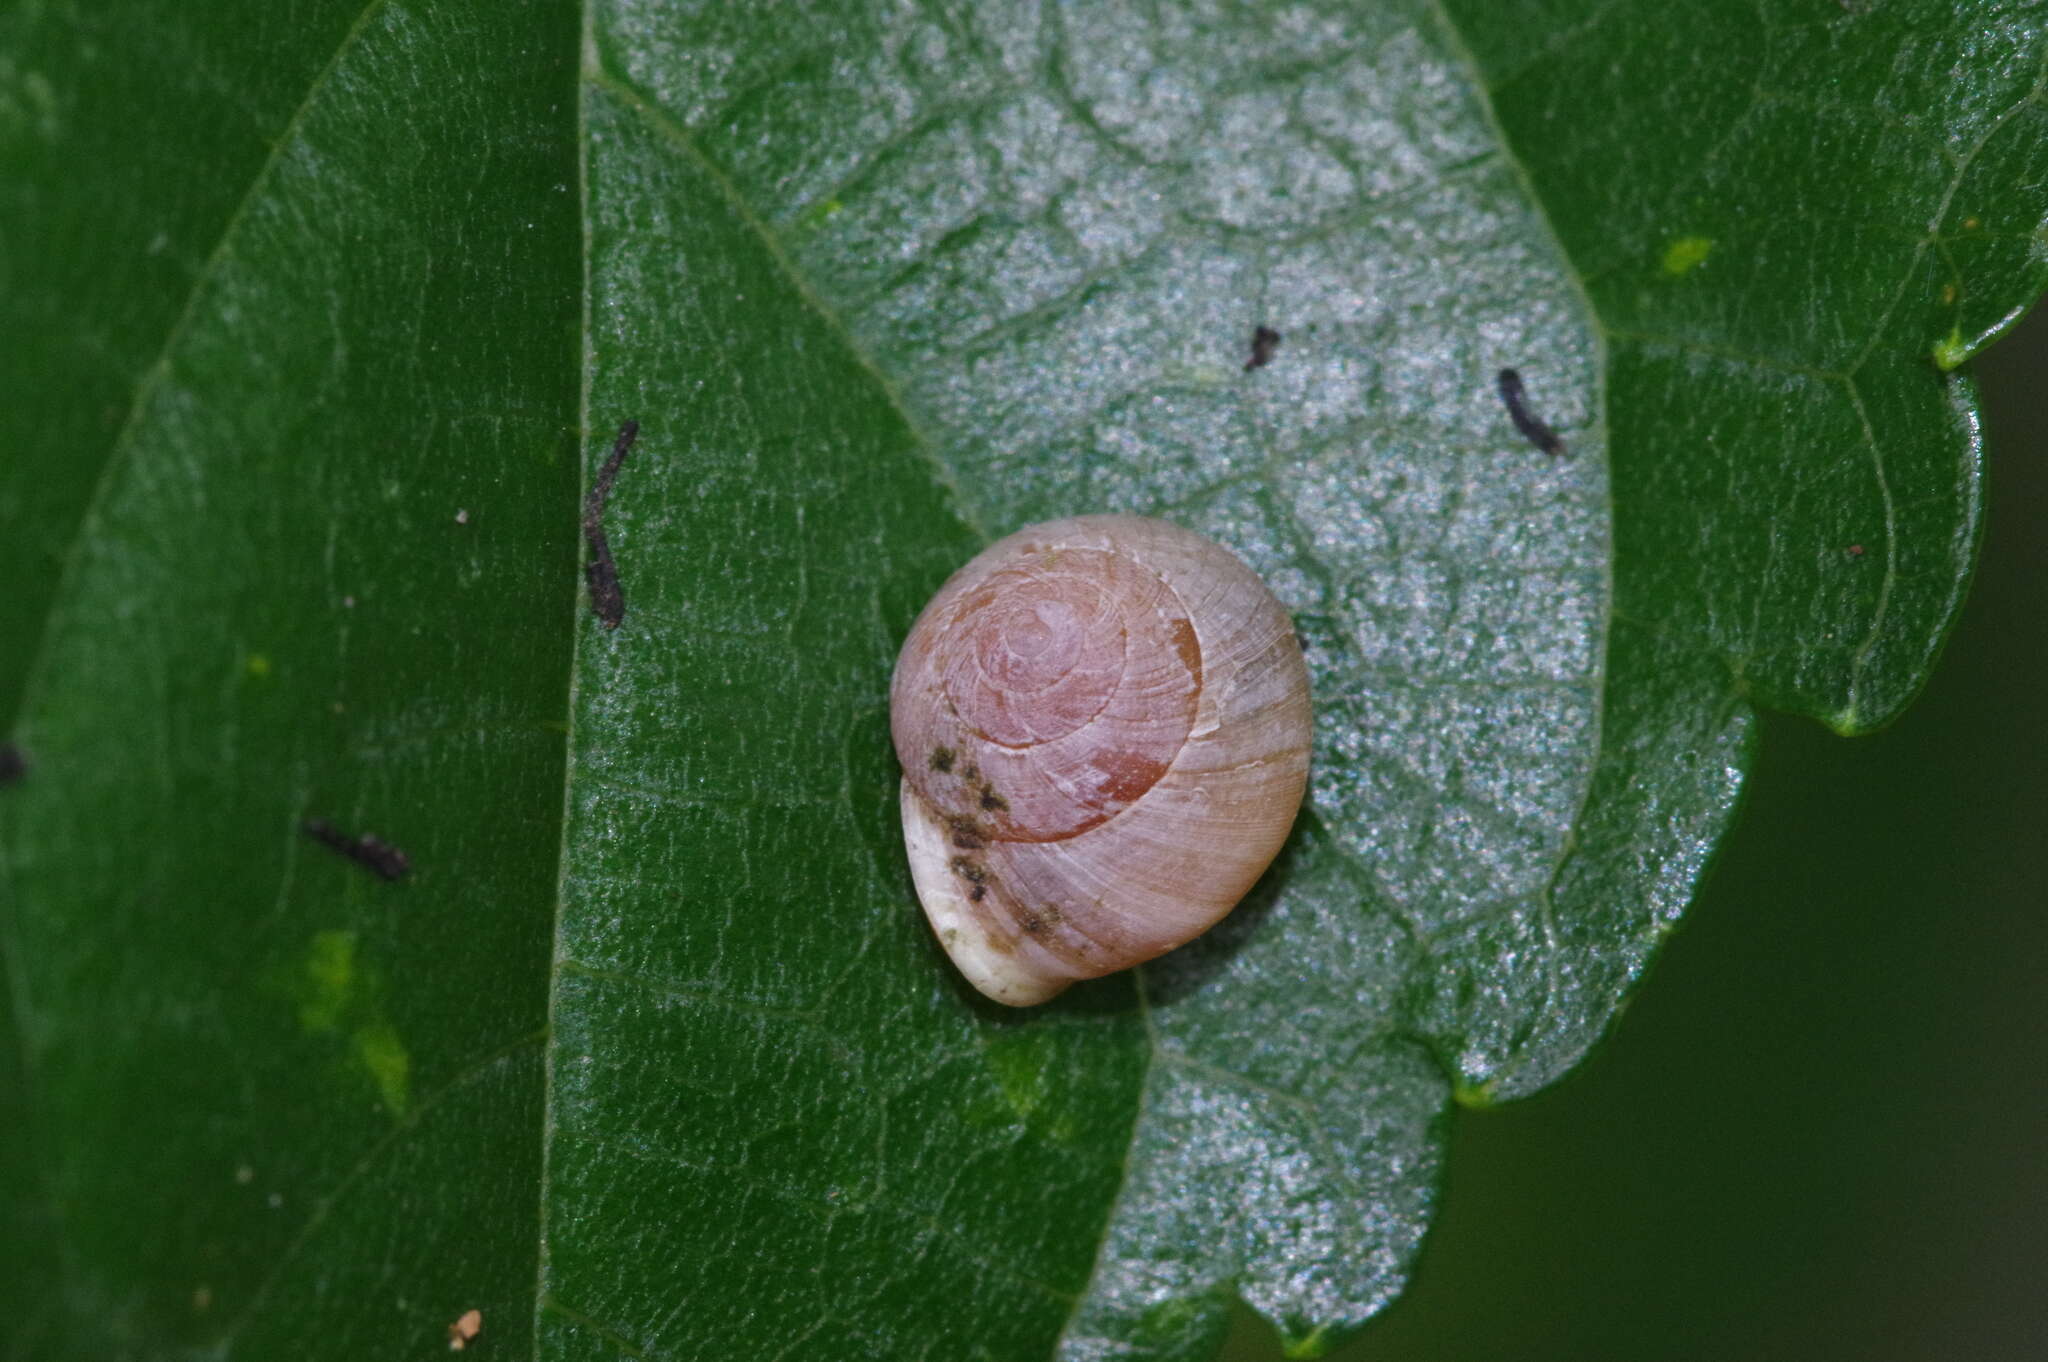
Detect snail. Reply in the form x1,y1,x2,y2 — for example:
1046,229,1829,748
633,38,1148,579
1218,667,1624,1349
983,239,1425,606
890,514,1312,1006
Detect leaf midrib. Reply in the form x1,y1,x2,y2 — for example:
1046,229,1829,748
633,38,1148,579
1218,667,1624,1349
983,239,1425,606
524,38,1016,1357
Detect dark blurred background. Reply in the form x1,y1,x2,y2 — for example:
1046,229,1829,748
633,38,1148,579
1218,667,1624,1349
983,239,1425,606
1225,304,2048,1362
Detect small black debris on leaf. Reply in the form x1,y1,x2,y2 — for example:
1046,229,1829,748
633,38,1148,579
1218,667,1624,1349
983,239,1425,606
303,818,412,881
1496,368,1567,457
1244,325,1282,371
0,743,26,787
582,420,640,629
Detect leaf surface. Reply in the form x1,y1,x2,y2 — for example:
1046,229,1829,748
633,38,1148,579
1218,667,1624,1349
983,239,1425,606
1,3,2042,1360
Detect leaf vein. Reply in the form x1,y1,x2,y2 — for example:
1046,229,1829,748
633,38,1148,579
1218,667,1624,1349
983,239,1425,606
581,64,988,543
213,1031,545,1351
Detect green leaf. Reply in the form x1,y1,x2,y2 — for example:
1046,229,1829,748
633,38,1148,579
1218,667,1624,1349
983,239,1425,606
1,2,582,1356
2,4,2042,1362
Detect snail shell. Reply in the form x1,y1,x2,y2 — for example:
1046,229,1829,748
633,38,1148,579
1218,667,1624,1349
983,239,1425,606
890,514,1312,1006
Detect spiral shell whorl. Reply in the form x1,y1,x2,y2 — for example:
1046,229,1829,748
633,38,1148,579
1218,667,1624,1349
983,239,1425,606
891,515,1311,1006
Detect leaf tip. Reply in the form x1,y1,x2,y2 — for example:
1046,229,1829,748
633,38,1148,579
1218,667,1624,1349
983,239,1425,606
1451,1078,1502,1109
1931,326,1971,371
1281,1322,1338,1359
1821,706,1870,738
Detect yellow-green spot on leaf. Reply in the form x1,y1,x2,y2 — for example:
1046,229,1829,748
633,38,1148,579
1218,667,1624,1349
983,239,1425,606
982,1032,1052,1124
277,929,410,1117
353,1020,411,1116
1822,704,1866,739
1277,1318,1343,1351
1660,235,1714,277
296,928,357,1033
245,652,272,680
1283,1323,1338,1360
1451,1076,1500,1109
1137,1295,1218,1345
962,1031,1077,1138
798,197,845,230
1931,325,1970,371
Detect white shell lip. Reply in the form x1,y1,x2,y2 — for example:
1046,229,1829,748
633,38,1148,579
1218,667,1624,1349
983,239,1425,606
899,778,1066,1007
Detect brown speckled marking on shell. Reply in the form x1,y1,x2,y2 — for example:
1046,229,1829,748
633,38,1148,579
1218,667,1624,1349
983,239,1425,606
890,514,1312,1006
